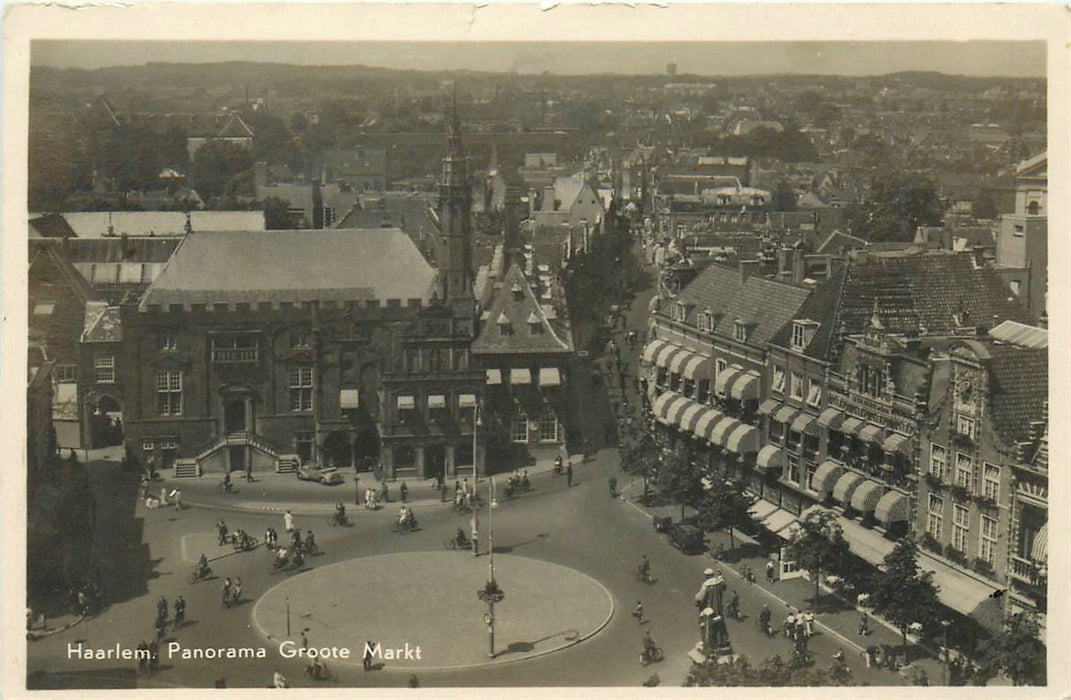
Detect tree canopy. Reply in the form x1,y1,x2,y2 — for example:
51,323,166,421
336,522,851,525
788,509,850,610
870,538,941,648
697,477,755,548
685,653,854,687
979,612,1047,686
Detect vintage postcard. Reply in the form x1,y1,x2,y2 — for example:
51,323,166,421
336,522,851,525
2,3,1067,697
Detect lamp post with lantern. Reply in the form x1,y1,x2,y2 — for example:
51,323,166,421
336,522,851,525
477,477,503,657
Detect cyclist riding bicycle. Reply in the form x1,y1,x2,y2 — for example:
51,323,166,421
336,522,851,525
196,553,210,578
639,555,651,580
642,630,658,659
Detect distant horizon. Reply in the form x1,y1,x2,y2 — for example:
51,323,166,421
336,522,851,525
32,41,1046,78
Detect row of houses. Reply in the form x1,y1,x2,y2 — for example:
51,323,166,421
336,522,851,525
641,248,1047,624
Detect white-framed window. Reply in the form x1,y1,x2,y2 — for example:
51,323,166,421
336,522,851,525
674,302,687,322
511,410,529,443
806,378,822,407
792,323,806,349
805,461,817,491
290,331,310,349
772,366,786,394
790,371,804,400
142,438,155,451
952,504,970,552
930,443,947,479
733,320,747,342
159,333,177,351
94,355,115,384
954,452,973,491
288,366,313,412
927,494,944,541
699,309,715,333
983,463,1000,501
155,370,182,415
979,515,998,565
159,438,177,450
715,358,727,377
55,364,77,383
956,415,975,440
539,409,559,442
786,454,801,484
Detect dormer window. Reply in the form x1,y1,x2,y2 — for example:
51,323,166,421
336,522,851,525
699,308,715,333
733,319,748,343
791,320,819,351
497,312,513,337
673,302,687,323
527,311,543,336
511,282,524,301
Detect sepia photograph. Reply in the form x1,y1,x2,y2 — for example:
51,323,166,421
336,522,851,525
2,3,1067,696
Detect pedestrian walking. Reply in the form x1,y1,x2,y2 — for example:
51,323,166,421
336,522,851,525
766,559,776,583
217,519,229,545
221,577,232,608
231,578,242,605
380,482,389,503
157,595,168,621
172,488,183,510
631,600,644,623
301,629,309,651
784,614,795,638
400,482,409,503
160,486,169,506
470,514,479,557
284,510,294,533
804,610,815,637
566,461,573,487
363,641,374,671
858,611,870,636
174,596,185,627
154,614,166,641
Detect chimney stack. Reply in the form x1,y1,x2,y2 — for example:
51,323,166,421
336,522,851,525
740,259,761,284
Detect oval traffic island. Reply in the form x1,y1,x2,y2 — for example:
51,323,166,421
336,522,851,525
251,551,614,670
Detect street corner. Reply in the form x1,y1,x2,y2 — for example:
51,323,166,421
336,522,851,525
251,552,615,671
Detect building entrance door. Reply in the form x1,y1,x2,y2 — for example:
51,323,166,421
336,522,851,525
225,399,246,434
425,445,446,482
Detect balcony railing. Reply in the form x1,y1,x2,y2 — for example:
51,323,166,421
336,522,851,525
212,348,258,363
1009,556,1043,585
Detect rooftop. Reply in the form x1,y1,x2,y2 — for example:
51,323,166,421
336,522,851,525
140,229,436,309
472,263,571,356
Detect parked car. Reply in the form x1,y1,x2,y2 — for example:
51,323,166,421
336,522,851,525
318,468,344,486
668,523,703,555
296,465,344,485
296,464,319,481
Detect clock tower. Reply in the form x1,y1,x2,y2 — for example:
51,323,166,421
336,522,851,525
437,104,474,305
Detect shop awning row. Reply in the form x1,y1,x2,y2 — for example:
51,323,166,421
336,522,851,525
874,490,909,526
755,444,783,470
714,365,760,401
653,392,759,454
642,340,712,381
832,471,864,505
486,367,561,387
791,411,820,435
850,479,885,512
811,460,843,494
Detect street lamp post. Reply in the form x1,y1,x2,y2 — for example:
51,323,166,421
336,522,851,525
477,477,504,658
472,404,480,482
941,620,951,685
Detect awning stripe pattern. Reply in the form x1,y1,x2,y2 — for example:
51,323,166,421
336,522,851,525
858,423,885,444
729,370,761,401
840,416,865,435
817,407,845,429
710,416,740,445
652,392,677,420
669,349,694,374
883,432,912,456
874,490,909,526
693,408,724,440
714,366,745,395
850,480,885,512
772,404,797,423
755,445,784,470
665,396,693,426
811,460,843,495
725,423,760,453
757,398,780,416
791,412,819,435
657,395,689,425
678,402,706,433
339,389,360,409
643,339,668,364
538,367,561,387
832,471,864,505
1031,523,1048,563
655,343,684,369
682,354,712,381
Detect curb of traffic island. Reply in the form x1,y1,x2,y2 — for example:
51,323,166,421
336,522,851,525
26,613,86,641
249,552,617,673
177,494,454,517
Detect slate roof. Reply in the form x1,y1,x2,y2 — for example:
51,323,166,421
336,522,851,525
140,229,436,309
988,320,1048,349
29,214,77,239
767,265,848,360
986,344,1047,444
471,263,571,355
52,237,182,264
669,264,813,346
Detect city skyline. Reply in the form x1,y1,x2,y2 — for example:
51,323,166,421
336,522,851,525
32,40,1046,78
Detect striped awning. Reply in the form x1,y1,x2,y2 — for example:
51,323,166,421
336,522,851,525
840,416,865,435
883,432,912,456
850,480,885,512
655,343,685,369
817,407,845,429
511,368,532,385
1031,523,1048,563
725,423,760,454
669,349,695,374
812,460,843,495
458,393,477,409
858,424,885,444
486,369,502,385
339,388,360,409
832,471,864,505
710,416,741,446
757,398,780,416
643,339,669,364
791,412,820,435
693,408,724,440
396,395,416,410
714,365,746,395
874,490,909,526
682,354,712,381
729,370,761,401
427,394,447,409
756,444,784,470
652,392,678,420
539,367,562,387
678,402,706,433
772,404,797,424
665,396,693,426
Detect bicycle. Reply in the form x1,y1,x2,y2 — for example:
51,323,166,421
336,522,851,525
188,566,212,584
328,512,348,527
635,565,653,585
390,519,419,534
232,534,259,552
444,535,471,550
640,646,664,666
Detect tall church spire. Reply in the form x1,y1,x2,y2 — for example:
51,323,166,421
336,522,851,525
437,96,473,303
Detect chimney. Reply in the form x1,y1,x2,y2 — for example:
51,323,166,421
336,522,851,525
740,259,761,284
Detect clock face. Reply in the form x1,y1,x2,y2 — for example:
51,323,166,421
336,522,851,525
957,379,973,402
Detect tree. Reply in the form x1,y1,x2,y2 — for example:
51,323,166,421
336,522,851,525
697,477,755,549
262,197,293,230
787,509,850,611
655,440,704,521
190,141,254,201
685,654,854,687
860,172,944,242
619,419,659,504
980,612,1046,686
771,180,797,212
870,538,940,649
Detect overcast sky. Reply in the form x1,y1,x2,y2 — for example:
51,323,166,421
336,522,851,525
32,41,1046,78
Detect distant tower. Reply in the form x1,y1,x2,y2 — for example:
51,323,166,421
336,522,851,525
667,62,678,76
437,101,474,303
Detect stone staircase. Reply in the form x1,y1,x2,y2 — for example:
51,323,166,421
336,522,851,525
275,454,301,474
174,458,200,478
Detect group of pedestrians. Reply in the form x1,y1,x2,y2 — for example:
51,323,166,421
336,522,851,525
141,594,186,671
